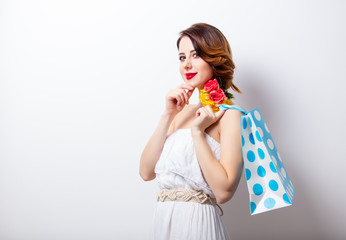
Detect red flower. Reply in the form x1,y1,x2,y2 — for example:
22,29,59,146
204,78,219,92
209,89,226,103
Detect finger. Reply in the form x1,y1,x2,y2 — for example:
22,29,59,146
175,96,180,106
197,107,206,117
215,109,226,120
205,105,214,117
175,93,181,106
182,90,189,105
184,83,194,90
177,94,183,106
179,83,194,91
200,107,209,118
179,89,188,105
205,105,213,112
187,89,194,98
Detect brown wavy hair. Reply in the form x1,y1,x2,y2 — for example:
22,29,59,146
177,23,242,95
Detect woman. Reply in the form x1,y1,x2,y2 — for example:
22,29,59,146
139,23,244,240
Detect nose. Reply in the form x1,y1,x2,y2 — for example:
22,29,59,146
184,57,192,70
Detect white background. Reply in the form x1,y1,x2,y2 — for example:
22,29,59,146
1,0,345,239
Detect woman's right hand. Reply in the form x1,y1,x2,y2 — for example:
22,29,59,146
165,83,194,116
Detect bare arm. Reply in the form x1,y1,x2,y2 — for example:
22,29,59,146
139,83,194,181
191,107,243,204
139,111,176,181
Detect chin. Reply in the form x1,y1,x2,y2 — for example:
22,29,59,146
183,80,196,87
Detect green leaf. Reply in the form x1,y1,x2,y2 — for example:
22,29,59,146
224,90,234,99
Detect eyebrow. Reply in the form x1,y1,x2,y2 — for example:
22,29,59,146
178,50,196,55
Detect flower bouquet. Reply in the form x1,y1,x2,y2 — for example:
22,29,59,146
199,77,234,112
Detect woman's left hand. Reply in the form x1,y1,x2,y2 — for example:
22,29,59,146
192,105,225,133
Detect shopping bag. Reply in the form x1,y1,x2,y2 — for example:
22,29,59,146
218,104,295,215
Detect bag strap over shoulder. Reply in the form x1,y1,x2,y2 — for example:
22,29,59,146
218,104,248,115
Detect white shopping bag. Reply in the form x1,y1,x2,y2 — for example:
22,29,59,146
219,104,295,215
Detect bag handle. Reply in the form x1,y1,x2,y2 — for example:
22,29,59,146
218,104,248,115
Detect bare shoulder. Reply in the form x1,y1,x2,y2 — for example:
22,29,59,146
220,105,243,121
219,105,243,131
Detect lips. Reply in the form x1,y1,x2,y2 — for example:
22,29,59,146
186,72,197,80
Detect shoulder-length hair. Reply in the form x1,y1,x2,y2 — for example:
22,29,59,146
177,23,242,94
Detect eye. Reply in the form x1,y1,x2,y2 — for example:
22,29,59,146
193,53,199,57
179,56,185,61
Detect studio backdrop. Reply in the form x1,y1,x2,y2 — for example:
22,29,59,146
0,0,345,239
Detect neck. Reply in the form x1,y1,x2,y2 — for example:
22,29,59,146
196,101,203,108
196,90,204,108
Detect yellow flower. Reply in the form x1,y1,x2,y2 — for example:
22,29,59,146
222,98,233,105
199,89,232,113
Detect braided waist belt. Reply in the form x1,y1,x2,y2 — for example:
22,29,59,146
157,188,224,216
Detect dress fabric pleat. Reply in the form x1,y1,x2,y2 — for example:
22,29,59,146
150,129,231,240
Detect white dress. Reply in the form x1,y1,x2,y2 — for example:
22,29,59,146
151,128,231,240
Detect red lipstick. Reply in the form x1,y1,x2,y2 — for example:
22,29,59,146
186,72,197,80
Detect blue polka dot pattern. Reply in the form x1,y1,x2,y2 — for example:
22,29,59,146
249,133,255,144
249,108,294,213
253,183,263,195
269,179,279,191
247,150,256,162
245,169,251,181
250,202,256,214
283,193,291,204
264,198,276,209
257,166,266,177
248,116,252,127
269,162,277,173
255,130,262,142
216,105,295,215
242,118,247,129
257,148,265,159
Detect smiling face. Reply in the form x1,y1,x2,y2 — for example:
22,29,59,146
178,36,214,90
